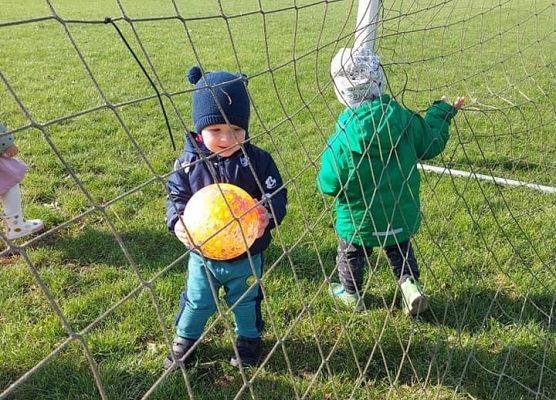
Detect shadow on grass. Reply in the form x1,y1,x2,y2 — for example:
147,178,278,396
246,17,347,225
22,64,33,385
0,290,556,400
265,242,553,334
1,343,300,400
265,331,555,399
35,226,185,273
424,286,553,334
2,234,553,399
3,328,553,400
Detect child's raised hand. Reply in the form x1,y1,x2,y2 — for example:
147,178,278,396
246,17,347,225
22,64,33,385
452,96,465,110
174,218,194,249
441,96,465,110
255,204,270,238
3,144,18,158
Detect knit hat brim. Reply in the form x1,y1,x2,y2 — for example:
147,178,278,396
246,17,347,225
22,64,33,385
194,113,249,134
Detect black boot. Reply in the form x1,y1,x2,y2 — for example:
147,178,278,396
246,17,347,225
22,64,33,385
230,336,262,368
164,336,197,369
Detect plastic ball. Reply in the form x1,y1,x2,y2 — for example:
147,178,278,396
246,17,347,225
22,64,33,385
182,183,260,260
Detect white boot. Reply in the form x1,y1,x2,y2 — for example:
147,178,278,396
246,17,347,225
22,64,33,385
1,184,44,240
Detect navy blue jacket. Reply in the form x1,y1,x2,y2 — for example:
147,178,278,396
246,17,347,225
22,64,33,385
166,132,287,260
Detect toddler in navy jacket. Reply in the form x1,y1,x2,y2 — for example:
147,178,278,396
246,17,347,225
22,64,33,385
165,66,287,369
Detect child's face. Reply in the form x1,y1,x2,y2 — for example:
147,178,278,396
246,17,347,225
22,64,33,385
201,123,246,157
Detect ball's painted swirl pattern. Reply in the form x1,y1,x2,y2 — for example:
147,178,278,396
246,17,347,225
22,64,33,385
183,183,260,260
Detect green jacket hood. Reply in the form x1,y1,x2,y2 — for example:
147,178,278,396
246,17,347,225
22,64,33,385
335,94,402,155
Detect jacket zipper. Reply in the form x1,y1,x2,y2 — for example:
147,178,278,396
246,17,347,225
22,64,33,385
217,156,228,183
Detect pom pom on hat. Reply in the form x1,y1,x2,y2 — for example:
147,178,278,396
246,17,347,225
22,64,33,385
188,66,203,84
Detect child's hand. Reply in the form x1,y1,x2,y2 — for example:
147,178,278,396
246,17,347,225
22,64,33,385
3,144,18,158
174,218,194,248
255,204,270,238
441,96,465,110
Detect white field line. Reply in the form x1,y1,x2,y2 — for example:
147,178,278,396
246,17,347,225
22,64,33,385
420,164,556,194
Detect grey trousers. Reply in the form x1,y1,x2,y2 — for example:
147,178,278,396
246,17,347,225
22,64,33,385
336,238,419,294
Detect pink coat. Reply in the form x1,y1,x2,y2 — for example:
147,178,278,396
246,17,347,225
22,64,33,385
0,157,27,195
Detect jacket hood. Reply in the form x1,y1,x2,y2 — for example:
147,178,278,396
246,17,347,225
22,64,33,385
184,131,210,155
335,94,404,155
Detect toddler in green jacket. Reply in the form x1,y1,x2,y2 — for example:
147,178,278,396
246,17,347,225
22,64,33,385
318,47,464,315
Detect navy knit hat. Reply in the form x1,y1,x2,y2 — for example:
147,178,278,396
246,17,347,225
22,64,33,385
188,66,250,134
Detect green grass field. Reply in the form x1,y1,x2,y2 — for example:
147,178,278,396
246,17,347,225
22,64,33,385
0,0,554,399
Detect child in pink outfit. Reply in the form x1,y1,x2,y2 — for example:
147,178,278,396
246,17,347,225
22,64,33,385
0,123,43,240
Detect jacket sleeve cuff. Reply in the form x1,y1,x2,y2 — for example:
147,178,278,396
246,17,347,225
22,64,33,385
166,214,179,233
266,218,276,230
431,100,458,120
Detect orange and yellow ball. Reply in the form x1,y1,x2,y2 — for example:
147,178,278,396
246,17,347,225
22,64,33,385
182,183,260,260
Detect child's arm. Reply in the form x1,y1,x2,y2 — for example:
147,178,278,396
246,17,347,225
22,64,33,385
317,138,348,196
165,158,193,234
258,154,287,231
407,96,464,160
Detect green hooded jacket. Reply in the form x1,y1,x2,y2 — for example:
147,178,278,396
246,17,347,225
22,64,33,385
317,94,457,247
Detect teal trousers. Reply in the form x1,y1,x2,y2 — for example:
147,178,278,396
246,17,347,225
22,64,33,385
175,252,264,339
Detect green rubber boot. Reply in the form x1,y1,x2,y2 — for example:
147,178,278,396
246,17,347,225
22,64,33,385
329,282,365,312
400,277,428,316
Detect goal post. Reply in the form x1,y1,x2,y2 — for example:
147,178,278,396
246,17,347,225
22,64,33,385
354,0,381,51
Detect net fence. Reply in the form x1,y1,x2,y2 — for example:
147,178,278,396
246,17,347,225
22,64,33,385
0,0,554,399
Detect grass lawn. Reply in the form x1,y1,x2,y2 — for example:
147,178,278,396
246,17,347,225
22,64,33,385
0,0,554,399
